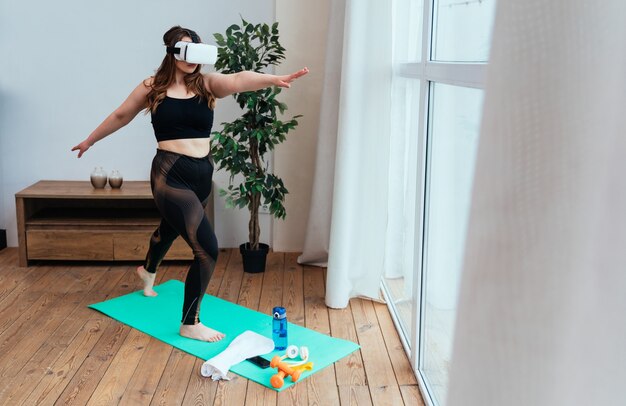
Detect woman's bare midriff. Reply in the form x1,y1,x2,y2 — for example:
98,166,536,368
157,138,211,158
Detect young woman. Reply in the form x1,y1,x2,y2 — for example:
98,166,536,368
72,26,308,342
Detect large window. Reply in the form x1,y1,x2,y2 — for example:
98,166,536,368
432,0,496,61
421,83,483,403
382,1,496,405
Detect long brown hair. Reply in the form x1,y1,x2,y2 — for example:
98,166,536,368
145,26,216,113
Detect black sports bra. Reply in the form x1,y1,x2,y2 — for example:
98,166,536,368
151,95,214,142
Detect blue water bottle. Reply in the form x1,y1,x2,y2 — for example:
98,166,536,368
272,306,288,351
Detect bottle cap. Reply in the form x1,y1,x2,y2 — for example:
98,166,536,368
272,306,286,319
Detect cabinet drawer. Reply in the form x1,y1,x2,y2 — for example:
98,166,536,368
113,232,192,260
27,230,113,260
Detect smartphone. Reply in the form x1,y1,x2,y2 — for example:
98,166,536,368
247,355,271,369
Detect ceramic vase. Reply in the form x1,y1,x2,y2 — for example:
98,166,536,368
108,170,123,188
90,167,107,189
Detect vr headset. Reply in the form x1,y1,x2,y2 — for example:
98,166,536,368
166,41,217,65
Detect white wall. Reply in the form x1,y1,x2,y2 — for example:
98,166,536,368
0,0,275,247
273,0,331,251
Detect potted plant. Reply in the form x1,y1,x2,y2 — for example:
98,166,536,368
211,18,301,273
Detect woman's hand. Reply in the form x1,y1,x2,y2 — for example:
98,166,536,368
273,67,309,88
71,139,92,158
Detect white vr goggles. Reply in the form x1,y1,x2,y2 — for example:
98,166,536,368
166,41,217,65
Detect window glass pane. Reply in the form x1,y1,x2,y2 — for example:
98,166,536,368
421,83,483,405
393,0,424,62
383,77,421,346
432,0,497,62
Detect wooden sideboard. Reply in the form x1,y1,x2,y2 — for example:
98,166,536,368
15,180,214,267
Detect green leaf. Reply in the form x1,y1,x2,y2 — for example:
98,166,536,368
214,33,226,46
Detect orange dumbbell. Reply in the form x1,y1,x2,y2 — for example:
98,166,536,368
269,355,302,388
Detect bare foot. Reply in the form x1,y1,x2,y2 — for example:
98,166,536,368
180,323,225,342
136,266,158,297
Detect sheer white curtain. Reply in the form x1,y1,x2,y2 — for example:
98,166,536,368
382,0,423,300
297,0,395,308
448,1,626,404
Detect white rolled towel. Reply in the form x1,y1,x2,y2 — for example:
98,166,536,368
200,330,275,380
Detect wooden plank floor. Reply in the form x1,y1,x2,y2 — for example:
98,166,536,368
0,247,424,406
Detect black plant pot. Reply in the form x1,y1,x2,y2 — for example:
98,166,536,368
240,243,270,273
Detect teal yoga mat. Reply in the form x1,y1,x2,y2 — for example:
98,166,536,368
88,279,359,391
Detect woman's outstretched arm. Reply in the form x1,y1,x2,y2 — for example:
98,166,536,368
71,79,152,158
205,67,309,99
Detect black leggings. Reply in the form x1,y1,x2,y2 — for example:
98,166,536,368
143,148,218,325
